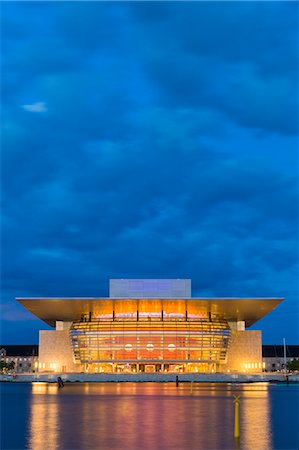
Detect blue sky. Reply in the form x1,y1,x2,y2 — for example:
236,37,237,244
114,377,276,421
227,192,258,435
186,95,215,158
1,2,298,344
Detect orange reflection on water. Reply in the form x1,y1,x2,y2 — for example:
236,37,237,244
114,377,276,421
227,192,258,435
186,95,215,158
32,382,59,395
237,383,272,450
29,383,59,450
27,382,273,450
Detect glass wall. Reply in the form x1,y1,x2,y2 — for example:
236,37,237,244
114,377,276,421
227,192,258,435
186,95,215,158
70,319,231,366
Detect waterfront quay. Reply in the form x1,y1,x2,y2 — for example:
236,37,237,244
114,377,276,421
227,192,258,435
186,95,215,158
1,372,298,383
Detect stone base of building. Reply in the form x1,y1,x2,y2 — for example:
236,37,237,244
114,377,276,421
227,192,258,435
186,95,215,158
224,330,263,373
38,330,80,373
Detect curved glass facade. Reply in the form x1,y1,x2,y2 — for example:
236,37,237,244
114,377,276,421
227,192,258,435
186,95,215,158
70,318,231,370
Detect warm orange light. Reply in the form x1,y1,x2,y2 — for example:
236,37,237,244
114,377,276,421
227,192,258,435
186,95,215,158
71,319,231,364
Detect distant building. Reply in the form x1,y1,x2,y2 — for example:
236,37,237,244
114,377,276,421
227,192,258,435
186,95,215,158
18,279,283,374
262,345,299,371
0,345,38,373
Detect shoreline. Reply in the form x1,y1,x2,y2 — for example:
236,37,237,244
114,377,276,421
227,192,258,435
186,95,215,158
1,372,298,383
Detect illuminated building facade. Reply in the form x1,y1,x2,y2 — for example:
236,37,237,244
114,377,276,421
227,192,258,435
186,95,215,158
18,279,283,373
0,345,38,373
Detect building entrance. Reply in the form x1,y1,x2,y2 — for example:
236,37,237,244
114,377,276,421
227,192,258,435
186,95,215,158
85,362,218,373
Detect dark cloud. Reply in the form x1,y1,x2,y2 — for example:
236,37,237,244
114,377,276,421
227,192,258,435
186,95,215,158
132,2,298,134
1,2,298,344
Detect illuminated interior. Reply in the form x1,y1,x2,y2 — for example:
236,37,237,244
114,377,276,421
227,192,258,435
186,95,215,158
68,298,233,372
70,317,231,371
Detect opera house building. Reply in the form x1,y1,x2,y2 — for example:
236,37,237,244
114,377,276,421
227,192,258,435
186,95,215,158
18,279,283,374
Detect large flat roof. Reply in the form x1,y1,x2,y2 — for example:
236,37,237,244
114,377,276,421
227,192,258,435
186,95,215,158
17,297,283,328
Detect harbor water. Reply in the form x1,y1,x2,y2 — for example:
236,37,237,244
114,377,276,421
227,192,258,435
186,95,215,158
1,382,298,450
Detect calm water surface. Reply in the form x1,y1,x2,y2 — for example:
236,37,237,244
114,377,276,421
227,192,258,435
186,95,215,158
1,382,298,450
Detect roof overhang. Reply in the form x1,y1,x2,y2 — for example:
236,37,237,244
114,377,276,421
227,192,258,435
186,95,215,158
17,297,283,328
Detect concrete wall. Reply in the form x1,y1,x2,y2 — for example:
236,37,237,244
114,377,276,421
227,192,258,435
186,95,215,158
4,372,297,382
39,330,80,373
225,330,262,372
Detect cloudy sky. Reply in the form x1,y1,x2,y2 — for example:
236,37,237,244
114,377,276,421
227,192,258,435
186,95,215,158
2,2,298,344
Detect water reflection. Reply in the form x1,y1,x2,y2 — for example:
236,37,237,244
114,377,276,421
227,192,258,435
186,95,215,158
241,385,272,450
30,384,59,450
28,382,274,450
